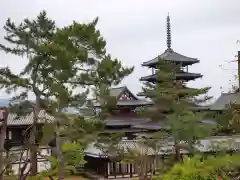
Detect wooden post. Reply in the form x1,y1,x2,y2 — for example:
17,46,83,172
113,162,116,178
130,164,133,178
238,51,240,89
0,109,9,180
104,160,108,178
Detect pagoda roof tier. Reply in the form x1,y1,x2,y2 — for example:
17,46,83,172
140,71,202,82
142,49,200,68
210,92,240,111
132,121,168,130
137,86,198,97
142,15,200,68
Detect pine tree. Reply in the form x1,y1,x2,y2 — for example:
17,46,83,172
0,11,116,179
0,11,59,177
141,59,213,164
41,17,134,179
0,9,134,179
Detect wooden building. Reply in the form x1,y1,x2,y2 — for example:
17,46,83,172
0,109,52,175
83,86,161,178
83,15,208,179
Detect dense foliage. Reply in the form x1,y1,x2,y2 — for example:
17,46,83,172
130,58,214,180
0,10,133,180
160,155,240,180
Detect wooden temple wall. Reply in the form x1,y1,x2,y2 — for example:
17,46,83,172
84,155,162,179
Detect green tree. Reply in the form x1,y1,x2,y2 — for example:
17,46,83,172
141,59,213,164
0,9,134,179
42,16,133,179
123,132,169,180
0,10,112,179
0,11,60,177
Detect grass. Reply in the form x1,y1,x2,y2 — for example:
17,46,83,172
44,176,87,180
4,175,87,180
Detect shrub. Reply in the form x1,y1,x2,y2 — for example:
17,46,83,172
159,155,240,180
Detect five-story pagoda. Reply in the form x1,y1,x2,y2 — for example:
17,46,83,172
139,15,202,88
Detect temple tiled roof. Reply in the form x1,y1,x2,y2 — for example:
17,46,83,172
93,99,152,107
104,128,146,133
132,121,168,130
210,92,240,111
0,110,54,126
105,118,149,126
110,86,125,98
105,117,215,129
85,135,240,157
92,86,152,107
142,49,199,68
140,71,203,82
110,86,138,100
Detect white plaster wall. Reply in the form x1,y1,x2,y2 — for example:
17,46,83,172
7,146,51,175
11,161,51,175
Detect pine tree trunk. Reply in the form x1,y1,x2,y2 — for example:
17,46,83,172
0,110,9,180
30,106,39,176
174,141,181,162
30,122,38,176
56,133,64,180
56,103,64,180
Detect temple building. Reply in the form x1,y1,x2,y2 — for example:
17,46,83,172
210,51,240,111
138,15,202,89
83,86,240,179
0,109,52,175
210,92,240,111
95,86,154,137
83,86,157,178
82,15,211,179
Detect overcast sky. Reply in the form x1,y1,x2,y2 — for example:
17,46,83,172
0,0,240,102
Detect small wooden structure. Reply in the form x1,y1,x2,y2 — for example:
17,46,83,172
0,109,53,174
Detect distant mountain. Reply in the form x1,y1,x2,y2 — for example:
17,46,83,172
0,99,85,115
0,99,10,107
0,99,27,107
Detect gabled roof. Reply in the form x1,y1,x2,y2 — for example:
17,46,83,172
92,86,152,107
210,92,240,111
142,49,199,68
110,86,138,100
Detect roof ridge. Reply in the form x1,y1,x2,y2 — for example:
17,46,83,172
221,92,240,95
110,86,126,90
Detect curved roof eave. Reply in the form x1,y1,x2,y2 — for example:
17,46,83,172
142,50,199,67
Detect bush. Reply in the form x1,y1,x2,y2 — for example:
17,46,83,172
159,155,240,180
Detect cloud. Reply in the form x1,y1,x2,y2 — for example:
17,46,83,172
0,0,240,100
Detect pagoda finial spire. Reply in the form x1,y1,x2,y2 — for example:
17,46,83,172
166,13,172,50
